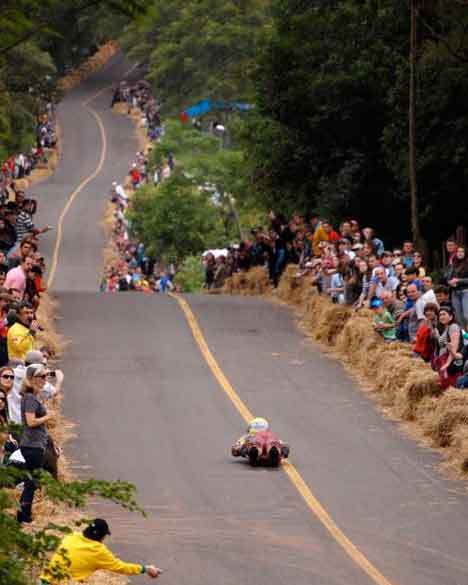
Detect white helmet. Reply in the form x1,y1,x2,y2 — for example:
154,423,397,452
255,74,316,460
247,417,269,434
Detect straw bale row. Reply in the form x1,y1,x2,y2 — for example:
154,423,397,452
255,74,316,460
225,265,468,477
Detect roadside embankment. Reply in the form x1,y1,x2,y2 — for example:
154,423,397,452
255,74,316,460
58,42,119,92
224,265,468,477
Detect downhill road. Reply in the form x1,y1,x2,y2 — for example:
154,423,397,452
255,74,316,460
34,55,468,585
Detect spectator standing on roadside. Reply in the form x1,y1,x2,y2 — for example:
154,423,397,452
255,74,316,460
447,244,468,329
421,276,438,306
404,265,423,291
413,252,426,278
5,255,33,299
432,306,465,389
312,218,331,256
7,302,39,360
380,290,405,321
17,364,52,523
369,266,399,299
413,303,439,362
445,238,458,266
40,518,162,584
15,200,51,243
371,298,397,341
435,285,451,308
8,349,63,425
362,227,384,257
7,238,35,270
397,283,425,342
401,241,415,268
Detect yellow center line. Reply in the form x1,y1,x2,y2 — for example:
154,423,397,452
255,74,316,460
171,293,396,585
47,87,110,290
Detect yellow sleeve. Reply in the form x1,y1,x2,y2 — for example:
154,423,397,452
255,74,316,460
312,225,327,256
7,326,33,359
95,545,143,576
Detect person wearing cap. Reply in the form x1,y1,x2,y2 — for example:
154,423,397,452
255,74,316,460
8,349,64,425
17,363,54,523
370,297,397,341
40,519,161,583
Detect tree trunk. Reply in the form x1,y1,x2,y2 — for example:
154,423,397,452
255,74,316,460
409,0,421,246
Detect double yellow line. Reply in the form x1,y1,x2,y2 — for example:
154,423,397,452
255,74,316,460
47,88,109,290
172,294,396,585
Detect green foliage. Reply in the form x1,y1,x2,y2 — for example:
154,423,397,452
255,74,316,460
174,255,205,292
0,0,149,57
129,176,226,261
0,0,150,160
152,120,248,229
246,0,468,249
122,0,271,112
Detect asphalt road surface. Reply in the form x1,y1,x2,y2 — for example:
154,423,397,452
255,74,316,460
31,55,468,585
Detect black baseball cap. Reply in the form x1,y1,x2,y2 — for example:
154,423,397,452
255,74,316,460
87,518,111,538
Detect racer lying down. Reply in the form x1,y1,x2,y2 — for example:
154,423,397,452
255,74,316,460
231,417,290,466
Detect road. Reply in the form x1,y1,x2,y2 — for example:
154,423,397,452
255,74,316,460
32,54,468,585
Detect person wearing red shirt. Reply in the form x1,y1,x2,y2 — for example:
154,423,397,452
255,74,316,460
322,220,340,243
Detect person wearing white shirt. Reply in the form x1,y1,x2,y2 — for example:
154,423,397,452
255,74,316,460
421,275,438,306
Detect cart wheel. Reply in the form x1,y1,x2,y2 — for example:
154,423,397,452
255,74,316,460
269,447,280,467
248,447,259,466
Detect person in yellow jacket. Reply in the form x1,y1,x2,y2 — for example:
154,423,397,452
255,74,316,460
312,220,340,256
7,302,39,360
40,519,161,583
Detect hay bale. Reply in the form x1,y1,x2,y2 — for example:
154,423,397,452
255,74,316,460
245,267,271,295
450,426,468,474
334,312,374,359
276,266,319,307
222,277,234,294
222,269,270,296
14,178,29,190
36,293,67,358
396,369,442,420
421,389,468,447
313,304,351,345
112,103,129,116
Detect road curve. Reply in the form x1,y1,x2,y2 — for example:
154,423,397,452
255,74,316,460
32,56,468,585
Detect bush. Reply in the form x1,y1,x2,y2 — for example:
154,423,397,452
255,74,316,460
174,255,205,292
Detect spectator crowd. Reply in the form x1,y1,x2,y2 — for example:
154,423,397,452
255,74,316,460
1,112,57,188
104,79,468,393
101,80,177,293
0,110,66,525
203,212,468,390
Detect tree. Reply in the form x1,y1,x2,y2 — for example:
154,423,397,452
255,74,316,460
149,120,248,238
174,255,205,292
246,0,468,250
246,1,408,227
0,0,149,57
0,0,149,160
409,0,421,246
129,176,226,261
122,0,271,112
